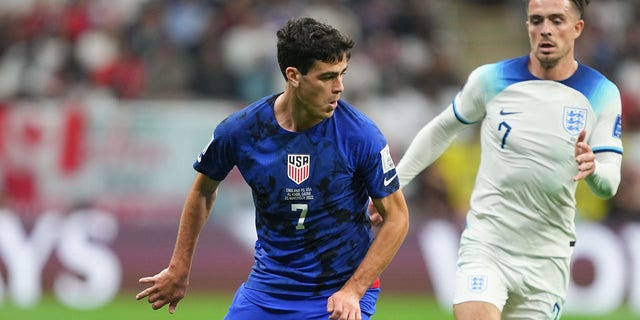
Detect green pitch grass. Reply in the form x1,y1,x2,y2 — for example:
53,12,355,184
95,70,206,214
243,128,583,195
1,292,636,320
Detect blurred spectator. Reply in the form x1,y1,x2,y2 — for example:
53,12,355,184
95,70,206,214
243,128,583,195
190,31,237,99
75,28,117,80
60,0,92,43
91,34,146,99
127,1,165,60
219,9,275,102
162,0,212,53
0,0,452,102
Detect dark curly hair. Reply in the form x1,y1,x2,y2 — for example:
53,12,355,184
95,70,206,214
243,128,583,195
276,17,354,79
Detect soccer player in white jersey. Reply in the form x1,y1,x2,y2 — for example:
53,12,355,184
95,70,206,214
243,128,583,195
373,0,622,319
136,17,409,320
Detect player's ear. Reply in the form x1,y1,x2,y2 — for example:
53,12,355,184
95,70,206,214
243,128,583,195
573,19,585,39
285,67,301,87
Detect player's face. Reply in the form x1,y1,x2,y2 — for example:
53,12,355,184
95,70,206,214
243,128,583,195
526,0,584,69
296,56,347,120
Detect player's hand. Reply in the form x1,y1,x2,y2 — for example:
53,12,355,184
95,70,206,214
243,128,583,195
367,200,384,227
135,267,188,314
574,130,595,181
327,289,362,320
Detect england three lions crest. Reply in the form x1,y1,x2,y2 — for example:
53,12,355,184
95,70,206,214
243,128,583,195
563,107,587,136
468,274,488,293
288,154,310,185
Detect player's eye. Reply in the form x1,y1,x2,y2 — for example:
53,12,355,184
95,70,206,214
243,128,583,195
529,17,542,25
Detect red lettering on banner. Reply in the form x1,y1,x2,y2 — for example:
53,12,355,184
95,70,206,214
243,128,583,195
0,103,8,158
60,106,86,174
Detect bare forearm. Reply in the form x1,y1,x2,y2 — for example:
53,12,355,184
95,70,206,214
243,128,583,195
345,218,408,296
341,192,409,297
135,174,219,313
169,175,218,273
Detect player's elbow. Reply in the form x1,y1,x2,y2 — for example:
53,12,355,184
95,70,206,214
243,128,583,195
397,208,410,239
384,207,410,240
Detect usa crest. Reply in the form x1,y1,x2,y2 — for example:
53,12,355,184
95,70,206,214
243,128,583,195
563,107,587,135
287,154,310,185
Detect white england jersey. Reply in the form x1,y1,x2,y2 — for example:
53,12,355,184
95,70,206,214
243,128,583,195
454,56,623,257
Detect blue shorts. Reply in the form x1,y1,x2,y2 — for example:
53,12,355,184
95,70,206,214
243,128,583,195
223,283,380,320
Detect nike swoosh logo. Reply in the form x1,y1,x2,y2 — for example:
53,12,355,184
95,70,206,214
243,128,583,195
500,109,522,116
383,173,398,186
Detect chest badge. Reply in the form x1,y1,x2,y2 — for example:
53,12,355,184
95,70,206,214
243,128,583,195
563,107,587,136
287,154,310,185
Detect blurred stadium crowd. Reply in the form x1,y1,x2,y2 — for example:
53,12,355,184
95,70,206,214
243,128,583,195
0,0,463,102
0,0,638,223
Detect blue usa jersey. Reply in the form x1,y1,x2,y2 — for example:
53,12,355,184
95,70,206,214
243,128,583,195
194,94,399,296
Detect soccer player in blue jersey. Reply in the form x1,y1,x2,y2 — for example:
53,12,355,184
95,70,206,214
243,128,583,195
135,17,409,320
371,0,622,319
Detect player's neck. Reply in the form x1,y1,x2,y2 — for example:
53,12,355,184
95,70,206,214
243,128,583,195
528,54,578,81
273,91,318,132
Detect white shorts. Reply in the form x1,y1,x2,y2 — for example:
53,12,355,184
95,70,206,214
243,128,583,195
453,238,572,319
